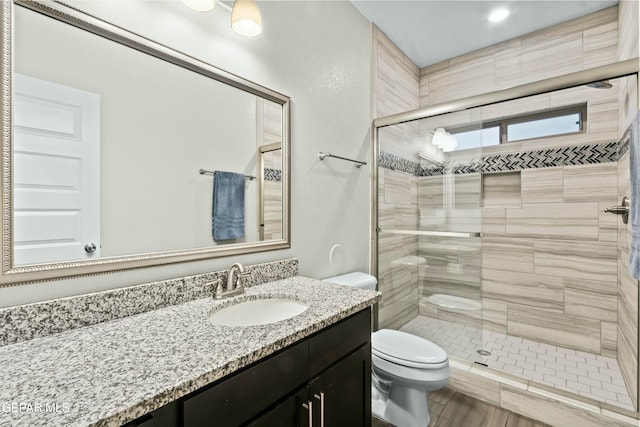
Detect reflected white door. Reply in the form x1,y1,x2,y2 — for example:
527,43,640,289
13,74,100,265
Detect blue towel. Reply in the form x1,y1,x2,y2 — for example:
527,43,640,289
212,171,245,241
630,112,640,279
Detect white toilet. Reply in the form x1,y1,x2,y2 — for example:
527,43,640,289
324,272,450,427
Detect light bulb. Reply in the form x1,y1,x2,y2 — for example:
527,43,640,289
231,0,263,37
182,0,215,12
432,128,448,147
488,8,510,23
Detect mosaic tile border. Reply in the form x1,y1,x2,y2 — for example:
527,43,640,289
264,167,282,181
381,141,622,177
0,258,299,347
618,125,631,159
379,151,420,175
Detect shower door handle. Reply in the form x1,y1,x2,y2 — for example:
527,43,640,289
604,196,630,224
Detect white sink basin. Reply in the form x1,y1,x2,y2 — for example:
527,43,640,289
207,298,308,326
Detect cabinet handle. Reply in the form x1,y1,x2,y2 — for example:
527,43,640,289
314,393,325,427
302,401,313,426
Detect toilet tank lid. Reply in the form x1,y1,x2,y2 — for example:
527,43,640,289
323,272,377,290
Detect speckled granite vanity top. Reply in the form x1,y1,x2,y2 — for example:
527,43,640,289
0,276,380,427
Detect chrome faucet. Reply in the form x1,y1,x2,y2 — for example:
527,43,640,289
213,263,248,299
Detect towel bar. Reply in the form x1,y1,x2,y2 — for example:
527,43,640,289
377,228,482,238
199,169,256,180
318,152,367,168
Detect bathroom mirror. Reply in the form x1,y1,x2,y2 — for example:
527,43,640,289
0,1,290,285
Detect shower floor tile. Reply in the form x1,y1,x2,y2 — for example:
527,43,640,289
399,315,635,412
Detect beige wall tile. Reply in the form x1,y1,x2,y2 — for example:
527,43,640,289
588,99,620,136
521,168,563,203
481,93,550,122
428,58,496,105
497,34,583,89
483,268,564,311
447,206,483,233
507,203,599,240
564,277,617,322
564,164,617,203
482,208,506,236
482,298,507,334
618,0,640,61
618,314,638,410
418,297,439,317
482,237,534,273
534,240,617,283
419,176,444,206
599,201,619,242
508,306,601,353
383,170,418,205
449,365,501,406
454,174,482,206
500,385,630,427
601,321,617,357
392,206,419,229
377,203,394,230
483,172,522,208
618,76,638,141
583,21,618,68
419,205,446,230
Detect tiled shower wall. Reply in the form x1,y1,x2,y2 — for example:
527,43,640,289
373,0,639,416
419,6,619,107
616,0,640,409
372,26,421,329
256,98,283,241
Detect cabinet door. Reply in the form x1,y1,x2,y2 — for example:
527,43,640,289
311,345,371,427
246,386,311,427
183,341,308,427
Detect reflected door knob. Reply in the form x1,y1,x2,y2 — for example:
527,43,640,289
84,243,97,253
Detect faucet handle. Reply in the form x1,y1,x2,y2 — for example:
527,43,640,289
212,278,224,299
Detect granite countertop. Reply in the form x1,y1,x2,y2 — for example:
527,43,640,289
0,276,380,427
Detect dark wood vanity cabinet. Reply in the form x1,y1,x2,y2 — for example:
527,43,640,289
124,308,372,427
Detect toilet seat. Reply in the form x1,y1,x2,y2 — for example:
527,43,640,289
372,329,448,369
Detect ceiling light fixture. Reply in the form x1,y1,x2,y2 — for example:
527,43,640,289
231,0,263,37
488,8,510,23
182,0,215,12
432,128,458,152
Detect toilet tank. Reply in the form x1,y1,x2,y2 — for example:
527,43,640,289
323,272,377,290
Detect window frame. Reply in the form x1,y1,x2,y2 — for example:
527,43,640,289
448,103,587,146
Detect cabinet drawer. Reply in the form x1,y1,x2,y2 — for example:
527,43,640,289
183,340,308,427
308,308,371,377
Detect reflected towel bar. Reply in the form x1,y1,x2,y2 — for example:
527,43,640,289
377,228,482,238
199,169,256,180
318,152,367,168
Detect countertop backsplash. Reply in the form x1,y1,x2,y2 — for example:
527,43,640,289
0,258,298,347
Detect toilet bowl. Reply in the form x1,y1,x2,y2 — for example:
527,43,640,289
323,272,451,427
371,329,449,427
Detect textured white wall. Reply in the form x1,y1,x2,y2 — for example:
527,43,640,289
0,1,372,306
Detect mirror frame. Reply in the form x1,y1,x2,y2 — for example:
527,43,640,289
0,0,291,286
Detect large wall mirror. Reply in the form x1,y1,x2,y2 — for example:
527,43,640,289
0,1,290,285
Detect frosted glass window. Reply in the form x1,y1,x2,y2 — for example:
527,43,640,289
451,126,500,150
507,113,581,142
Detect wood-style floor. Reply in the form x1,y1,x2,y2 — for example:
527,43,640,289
372,388,551,427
